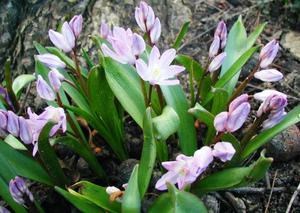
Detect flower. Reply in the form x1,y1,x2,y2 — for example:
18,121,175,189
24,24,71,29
212,142,236,162
6,111,19,137
69,15,83,38
208,52,226,72
150,18,161,44
48,68,65,92
49,22,75,53
254,69,283,82
0,206,10,213
135,46,185,85
0,86,13,109
18,117,32,145
259,39,279,68
214,94,250,132
9,176,34,205
0,110,7,130
214,21,227,49
209,36,220,58
253,89,286,102
36,75,56,101
100,22,111,39
101,27,145,64
36,53,66,69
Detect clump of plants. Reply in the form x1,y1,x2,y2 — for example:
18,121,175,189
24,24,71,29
0,1,299,212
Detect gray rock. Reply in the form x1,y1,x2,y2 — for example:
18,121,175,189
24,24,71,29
266,125,300,162
281,31,300,61
117,158,139,184
202,194,220,213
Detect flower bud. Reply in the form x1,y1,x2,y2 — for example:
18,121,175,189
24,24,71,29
36,75,56,101
209,36,220,58
106,186,121,195
69,15,83,38
214,21,227,49
49,22,75,53
19,117,33,145
100,22,111,39
150,17,161,44
132,33,146,56
7,111,19,137
254,69,283,82
48,69,65,92
36,53,66,69
214,112,228,132
193,146,214,172
135,1,155,32
257,93,287,117
0,206,10,213
212,142,235,162
229,94,249,113
259,40,279,68
0,110,7,130
9,176,34,205
208,52,226,72
226,102,250,132
253,89,286,102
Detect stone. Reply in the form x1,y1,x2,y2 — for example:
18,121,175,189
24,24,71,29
117,158,139,184
266,125,300,162
202,194,220,213
281,31,300,61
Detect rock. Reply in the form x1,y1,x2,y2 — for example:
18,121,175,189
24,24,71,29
266,125,300,162
281,31,300,61
117,159,139,184
77,157,92,177
225,192,246,213
202,194,220,213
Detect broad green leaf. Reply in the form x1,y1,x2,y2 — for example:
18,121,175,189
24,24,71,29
203,46,258,105
188,103,214,128
4,135,27,150
54,136,106,178
241,105,300,160
0,142,53,185
221,133,241,152
160,85,197,155
38,122,68,187
175,54,204,82
149,184,207,213
82,48,94,69
220,17,265,95
104,57,145,127
153,106,180,141
0,177,27,213
55,187,103,213
75,181,121,213
122,165,141,213
173,21,190,50
138,108,157,198
192,150,272,195
12,74,35,97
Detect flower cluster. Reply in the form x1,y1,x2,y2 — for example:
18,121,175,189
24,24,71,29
155,142,235,190
0,106,66,155
9,176,34,205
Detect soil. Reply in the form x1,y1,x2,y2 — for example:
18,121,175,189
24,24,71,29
1,0,300,212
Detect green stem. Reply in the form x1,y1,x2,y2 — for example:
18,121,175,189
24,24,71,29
155,85,165,111
195,58,210,104
188,62,195,107
147,84,153,107
72,50,88,96
140,79,148,106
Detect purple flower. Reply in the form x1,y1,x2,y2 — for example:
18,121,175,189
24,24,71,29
208,52,226,72
212,142,236,162
0,110,7,130
100,22,111,39
49,22,75,53
214,21,227,49
209,36,220,58
259,40,279,68
135,46,185,85
0,87,13,110
150,17,161,44
253,89,286,102
254,69,283,82
135,1,155,32
101,27,145,64
193,146,214,174
6,111,19,137
9,176,34,205
48,68,65,92
18,117,33,145
69,15,83,38
36,75,56,101
36,53,66,69
0,206,10,213
214,94,250,132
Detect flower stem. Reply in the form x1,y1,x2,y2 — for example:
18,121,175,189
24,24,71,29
72,49,88,96
155,85,165,111
140,79,148,106
195,58,210,105
147,84,153,107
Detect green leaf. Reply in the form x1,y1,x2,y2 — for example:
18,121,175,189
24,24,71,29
104,57,145,127
188,103,214,128
0,177,27,213
152,106,180,141
221,133,241,152
82,48,94,69
75,181,121,213
203,46,258,105
38,122,68,187
55,187,103,213
12,74,35,97
54,136,106,179
192,150,272,195
173,21,190,50
4,135,27,150
138,108,157,198
175,54,204,82
149,184,207,213
160,85,197,155
122,165,141,213
220,17,265,95
0,142,53,185
4,59,19,111
241,105,300,160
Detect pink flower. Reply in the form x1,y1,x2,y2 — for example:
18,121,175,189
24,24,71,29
36,53,66,69
259,40,279,68
48,68,65,92
36,75,56,101
214,94,250,132
150,18,161,44
100,22,112,39
214,21,227,49
209,36,220,58
49,22,75,53
135,46,185,85
212,142,235,162
69,15,83,38
254,69,283,82
101,27,145,64
6,111,19,137
253,89,286,102
208,52,226,72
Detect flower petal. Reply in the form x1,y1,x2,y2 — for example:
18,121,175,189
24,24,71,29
254,69,283,82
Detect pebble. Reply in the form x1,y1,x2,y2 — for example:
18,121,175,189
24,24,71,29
281,31,300,61
202,194,220,213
